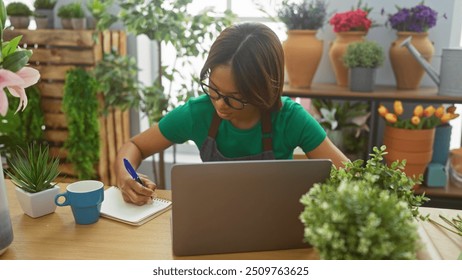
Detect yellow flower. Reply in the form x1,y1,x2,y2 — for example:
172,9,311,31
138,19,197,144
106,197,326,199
423,105,435,117
413,105,424,117
385,113,397,123
440,113,451,124
378,105,388,117
393,101,403,115
435,106,445,118
411,116,420,125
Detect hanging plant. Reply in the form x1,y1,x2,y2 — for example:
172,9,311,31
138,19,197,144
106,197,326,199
62,68,100,180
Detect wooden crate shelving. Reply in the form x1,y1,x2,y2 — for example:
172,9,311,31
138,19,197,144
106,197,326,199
4,29,130,186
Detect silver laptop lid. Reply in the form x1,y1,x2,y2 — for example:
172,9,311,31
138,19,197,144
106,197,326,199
171,159,332,256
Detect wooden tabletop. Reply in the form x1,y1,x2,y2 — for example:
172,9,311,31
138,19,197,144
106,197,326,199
1,180,460,260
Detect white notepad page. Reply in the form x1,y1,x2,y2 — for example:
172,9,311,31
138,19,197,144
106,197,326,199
100,186,172,226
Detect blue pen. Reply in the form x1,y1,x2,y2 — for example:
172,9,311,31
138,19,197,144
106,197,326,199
123,158,145,187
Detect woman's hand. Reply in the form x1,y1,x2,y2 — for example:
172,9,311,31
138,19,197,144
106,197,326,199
118,173,157,205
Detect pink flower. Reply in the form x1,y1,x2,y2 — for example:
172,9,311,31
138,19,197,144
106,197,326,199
0,67,40,116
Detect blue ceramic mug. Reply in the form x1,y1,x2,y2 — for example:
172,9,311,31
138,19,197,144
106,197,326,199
55,180,104,225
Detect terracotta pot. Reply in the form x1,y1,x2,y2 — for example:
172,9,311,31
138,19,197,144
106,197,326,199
283,30,323,88
328,31,366,87
389,32,434,90
383,126,435,178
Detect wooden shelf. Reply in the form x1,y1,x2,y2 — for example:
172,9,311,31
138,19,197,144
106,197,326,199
283,83,462,103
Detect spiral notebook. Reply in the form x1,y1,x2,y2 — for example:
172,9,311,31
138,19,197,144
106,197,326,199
100,186,172,226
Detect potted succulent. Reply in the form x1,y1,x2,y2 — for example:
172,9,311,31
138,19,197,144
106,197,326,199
300,145,428,259
5,143,61,218
6,2,33,29
276,0,328,88
57,1,86,30
33,0,57,29
343,40,385,92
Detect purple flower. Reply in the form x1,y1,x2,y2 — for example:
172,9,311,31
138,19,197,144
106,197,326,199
387,4,439,32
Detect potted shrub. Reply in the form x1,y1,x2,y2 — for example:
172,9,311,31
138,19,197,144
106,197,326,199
343,40,385,92
276,0,328,88
300,145,429,259
86,0,117,31
5,143,61,218
33,0,57,29
58,1,85,30
6,2,33,29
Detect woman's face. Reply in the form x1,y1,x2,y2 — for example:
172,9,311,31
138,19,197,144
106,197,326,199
206,65,258,122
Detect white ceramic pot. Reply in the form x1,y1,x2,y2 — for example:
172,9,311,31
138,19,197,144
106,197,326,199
15,185,61,218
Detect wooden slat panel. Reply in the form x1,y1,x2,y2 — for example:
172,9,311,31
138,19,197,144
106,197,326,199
41,98,63,113
37,82,64,98
4,29,95,47
97,94,109,186
50,147,68,159
32,65,91,80
59,163,76,176
30,48,96,65
44,130,68,143
44,113,67,128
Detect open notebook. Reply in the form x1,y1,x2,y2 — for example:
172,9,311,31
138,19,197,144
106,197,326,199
100,186,171,226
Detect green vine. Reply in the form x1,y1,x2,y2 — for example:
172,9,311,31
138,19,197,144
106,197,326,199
62,68,100,180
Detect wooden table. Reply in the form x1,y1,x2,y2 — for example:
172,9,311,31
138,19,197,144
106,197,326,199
1,180,460,260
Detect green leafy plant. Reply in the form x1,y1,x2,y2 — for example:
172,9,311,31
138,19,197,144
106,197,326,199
311,99,369,131
328,145,429,218
86,0,117,32
33,0,57,9
5,143,60,193
276,0,328,30
62,68,100,180
0,86,45,159
300,145,428,259
300,178,420,259
57,2,84,19
6,2,32,16
343,41,385,68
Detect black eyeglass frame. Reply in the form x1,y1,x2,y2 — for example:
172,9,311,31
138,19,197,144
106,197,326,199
200,82,248,110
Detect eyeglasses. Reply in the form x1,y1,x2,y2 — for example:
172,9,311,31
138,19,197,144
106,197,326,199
200,82,248,110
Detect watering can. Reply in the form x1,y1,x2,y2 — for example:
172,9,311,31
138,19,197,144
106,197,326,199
400,36,462,96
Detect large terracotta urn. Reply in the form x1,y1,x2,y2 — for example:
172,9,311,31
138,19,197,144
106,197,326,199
383,125,435,179
283,30,323,88
389,32,435,90
328,31,366,87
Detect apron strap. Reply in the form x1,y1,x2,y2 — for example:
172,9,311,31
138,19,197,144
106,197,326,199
261,112,273,152
209,111,273,152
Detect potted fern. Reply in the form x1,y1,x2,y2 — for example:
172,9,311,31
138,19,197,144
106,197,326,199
5,143,61,218
343,40,385,92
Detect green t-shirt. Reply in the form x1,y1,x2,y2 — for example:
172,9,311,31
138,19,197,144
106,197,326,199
158,95,326,159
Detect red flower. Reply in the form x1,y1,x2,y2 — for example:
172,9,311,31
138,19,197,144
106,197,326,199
329,9,372,32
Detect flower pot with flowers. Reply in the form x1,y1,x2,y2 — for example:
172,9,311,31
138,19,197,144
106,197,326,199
328,1,373,87
386,2,439,89
377,101,459,181
276,0,328,88
0,0,40,255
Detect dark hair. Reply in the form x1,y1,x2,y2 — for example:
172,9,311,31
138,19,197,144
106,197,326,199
200,22,284,111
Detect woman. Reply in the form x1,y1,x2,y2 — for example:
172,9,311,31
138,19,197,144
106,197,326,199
115,22,349,205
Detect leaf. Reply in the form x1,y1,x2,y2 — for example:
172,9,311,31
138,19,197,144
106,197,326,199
2,49,32,72
1,35,23,58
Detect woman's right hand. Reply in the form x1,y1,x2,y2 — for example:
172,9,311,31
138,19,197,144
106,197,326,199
118,174,157,205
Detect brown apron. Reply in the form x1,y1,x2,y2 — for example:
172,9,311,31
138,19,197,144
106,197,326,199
199,112,275,161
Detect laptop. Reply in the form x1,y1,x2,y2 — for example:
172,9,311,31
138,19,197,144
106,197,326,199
170,159,332,256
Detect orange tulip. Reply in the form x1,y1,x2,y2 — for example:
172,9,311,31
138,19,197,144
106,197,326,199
378,105,388,117
413,105,424,117
385,113,397,124
440,113,451,124
393,101,403,115
435,106,445,118
411,116,420,125
423,105,435,117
